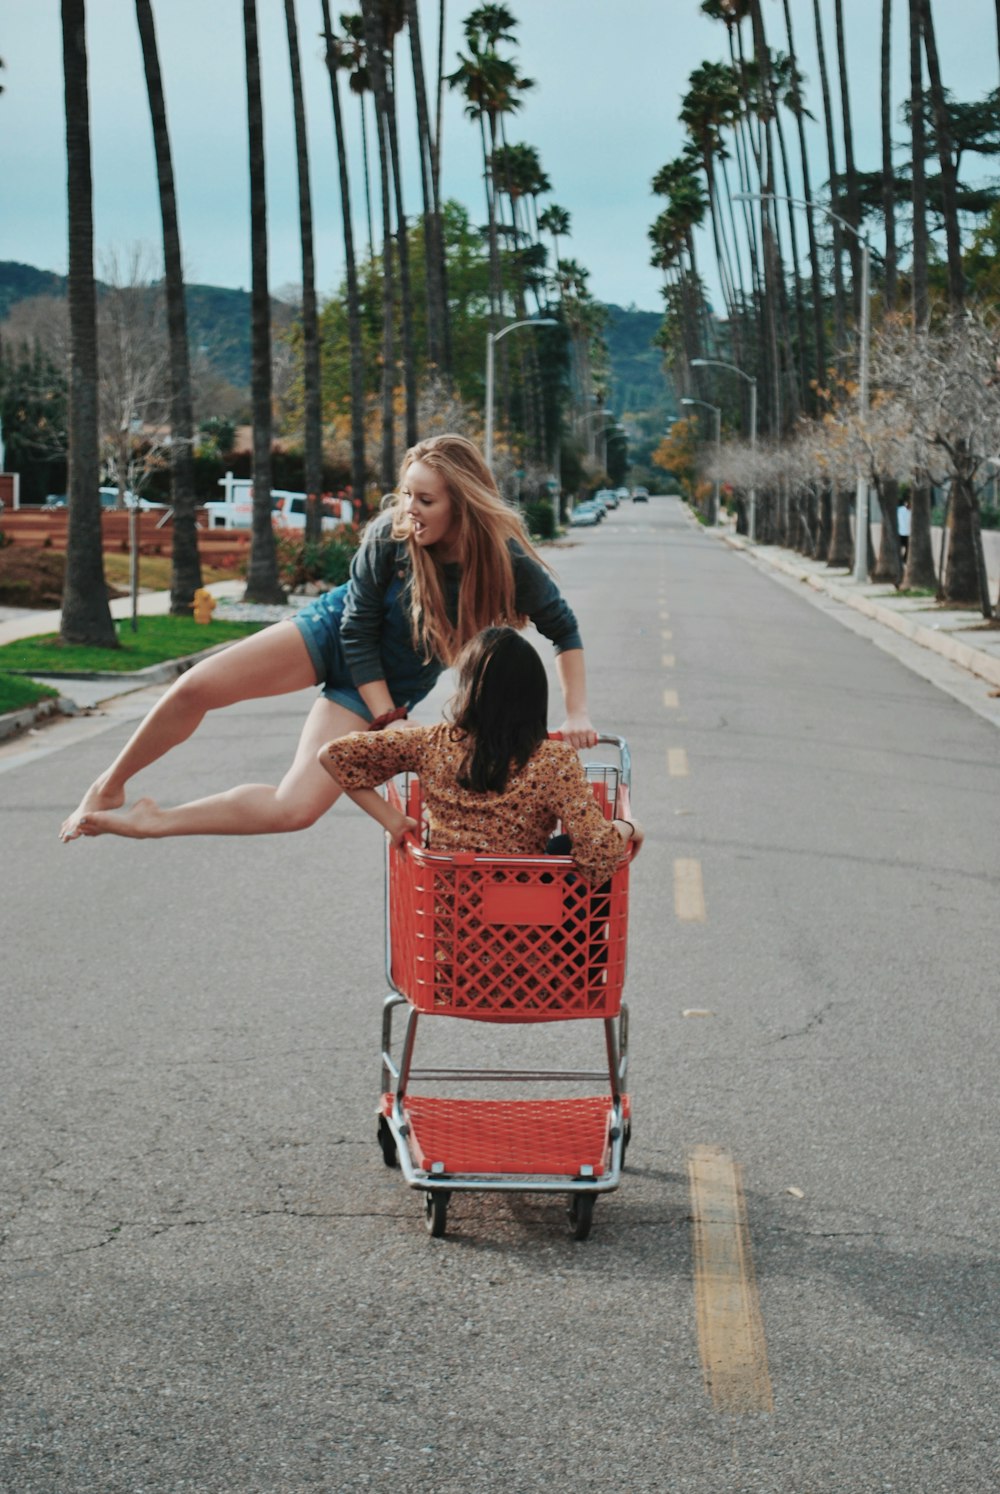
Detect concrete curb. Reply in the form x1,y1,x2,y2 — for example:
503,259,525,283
0,640,236,743
0,693,79,743
721,531,1000,691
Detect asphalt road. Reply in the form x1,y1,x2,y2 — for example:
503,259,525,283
2,498,998,1492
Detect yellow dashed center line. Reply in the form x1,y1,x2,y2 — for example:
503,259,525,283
673,858,706,921
659,610,670,622
687,1145,774,1414
663,689,679,709
661,629,673,641
662,654,675,669
667,747,689,777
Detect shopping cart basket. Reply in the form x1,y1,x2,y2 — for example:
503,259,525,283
377,735,633,1241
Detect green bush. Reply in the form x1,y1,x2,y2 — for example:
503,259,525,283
524,500,557,541
274,527,361,591
979,506,1000,530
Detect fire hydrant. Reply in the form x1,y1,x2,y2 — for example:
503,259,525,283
192,588,217,624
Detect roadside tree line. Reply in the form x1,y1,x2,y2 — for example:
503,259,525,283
44,1,612,648
650,0,1000,616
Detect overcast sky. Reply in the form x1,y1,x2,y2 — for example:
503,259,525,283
2,1,997,314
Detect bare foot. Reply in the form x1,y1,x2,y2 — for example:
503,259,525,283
77,797,164,840
60,780,126,842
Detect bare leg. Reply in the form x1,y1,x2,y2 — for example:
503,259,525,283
76,696,368,839
60,621,318,841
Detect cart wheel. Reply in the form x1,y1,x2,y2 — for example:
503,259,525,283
622,1121,632,1165
568,1192,595,1241
377,1115,398,1168
424,1190,449,1238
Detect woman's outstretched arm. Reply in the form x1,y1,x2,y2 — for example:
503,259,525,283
554,648,597,749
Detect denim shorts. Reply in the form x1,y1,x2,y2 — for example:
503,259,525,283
293,588,433,723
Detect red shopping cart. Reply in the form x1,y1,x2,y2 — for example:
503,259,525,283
377,735,633,1241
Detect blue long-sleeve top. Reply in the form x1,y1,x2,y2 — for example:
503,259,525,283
338,509,584,692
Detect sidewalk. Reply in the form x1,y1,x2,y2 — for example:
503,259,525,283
716,526,1000,691
0,580,306,741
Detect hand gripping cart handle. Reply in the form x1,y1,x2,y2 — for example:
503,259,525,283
377,734,633,1241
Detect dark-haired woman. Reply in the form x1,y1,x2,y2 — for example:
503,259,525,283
318,627,642,882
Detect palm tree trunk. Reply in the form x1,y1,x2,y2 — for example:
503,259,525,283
242,0,284,603
919,0,964,307
405,0,443,372
284,0,323,544
881,0,898,309
135,0,201,616
909,0,929,329
782,0,826,393
811,0,848,379
382,37,418,447
60,0,116,647
321,2,367,510
833,0,863,305
359,1,396,487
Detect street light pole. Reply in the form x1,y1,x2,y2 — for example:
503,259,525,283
484,318,559,469
681,397,721,524
691,357,758,540
732,191,871,579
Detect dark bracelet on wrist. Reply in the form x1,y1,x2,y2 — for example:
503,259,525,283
368,705,408,732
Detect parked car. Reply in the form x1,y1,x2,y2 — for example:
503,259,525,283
569,502,601,527
98,487,168,512
615,486,630,503
632,486,649,503
594,487,617,510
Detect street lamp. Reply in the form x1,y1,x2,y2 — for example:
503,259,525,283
691,358,758,541
681,397,721,524
733,191,871,581
484,318,559,469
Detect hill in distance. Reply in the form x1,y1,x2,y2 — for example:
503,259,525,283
0,262,672,427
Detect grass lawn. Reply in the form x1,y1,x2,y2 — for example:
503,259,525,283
0,674,60,714
101,554,236,590
0,614,266,676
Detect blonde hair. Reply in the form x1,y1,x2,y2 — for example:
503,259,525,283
388,433,551,666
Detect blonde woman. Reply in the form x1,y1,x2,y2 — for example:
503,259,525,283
60,434,597,842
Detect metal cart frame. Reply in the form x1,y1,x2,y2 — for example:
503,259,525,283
377,736,633,1241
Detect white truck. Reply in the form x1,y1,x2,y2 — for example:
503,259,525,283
203,472,352,531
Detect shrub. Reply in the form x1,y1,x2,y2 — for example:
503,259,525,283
524,500,557,541
273,527,361,592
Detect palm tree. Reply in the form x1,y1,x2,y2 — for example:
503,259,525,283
321,2,366,510
780,0,826,399
242,0,284,603
881,0,898,310
448,17,534,328
135,0,202,614
60,0,117,647
339,12,376,261
359,0,397,486
367,0,418,448
919,0,964,307
833,0,863,304
283,0,323,544
903,0,937,592
405,0,449,377
538,203,570,298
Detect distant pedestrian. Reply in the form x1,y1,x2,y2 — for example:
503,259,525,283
897,497,911,565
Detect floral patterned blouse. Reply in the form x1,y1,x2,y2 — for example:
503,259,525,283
324,723,627,885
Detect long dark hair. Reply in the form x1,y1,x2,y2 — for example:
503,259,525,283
449,627,548,793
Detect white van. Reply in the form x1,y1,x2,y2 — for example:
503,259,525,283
272,492,352,531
